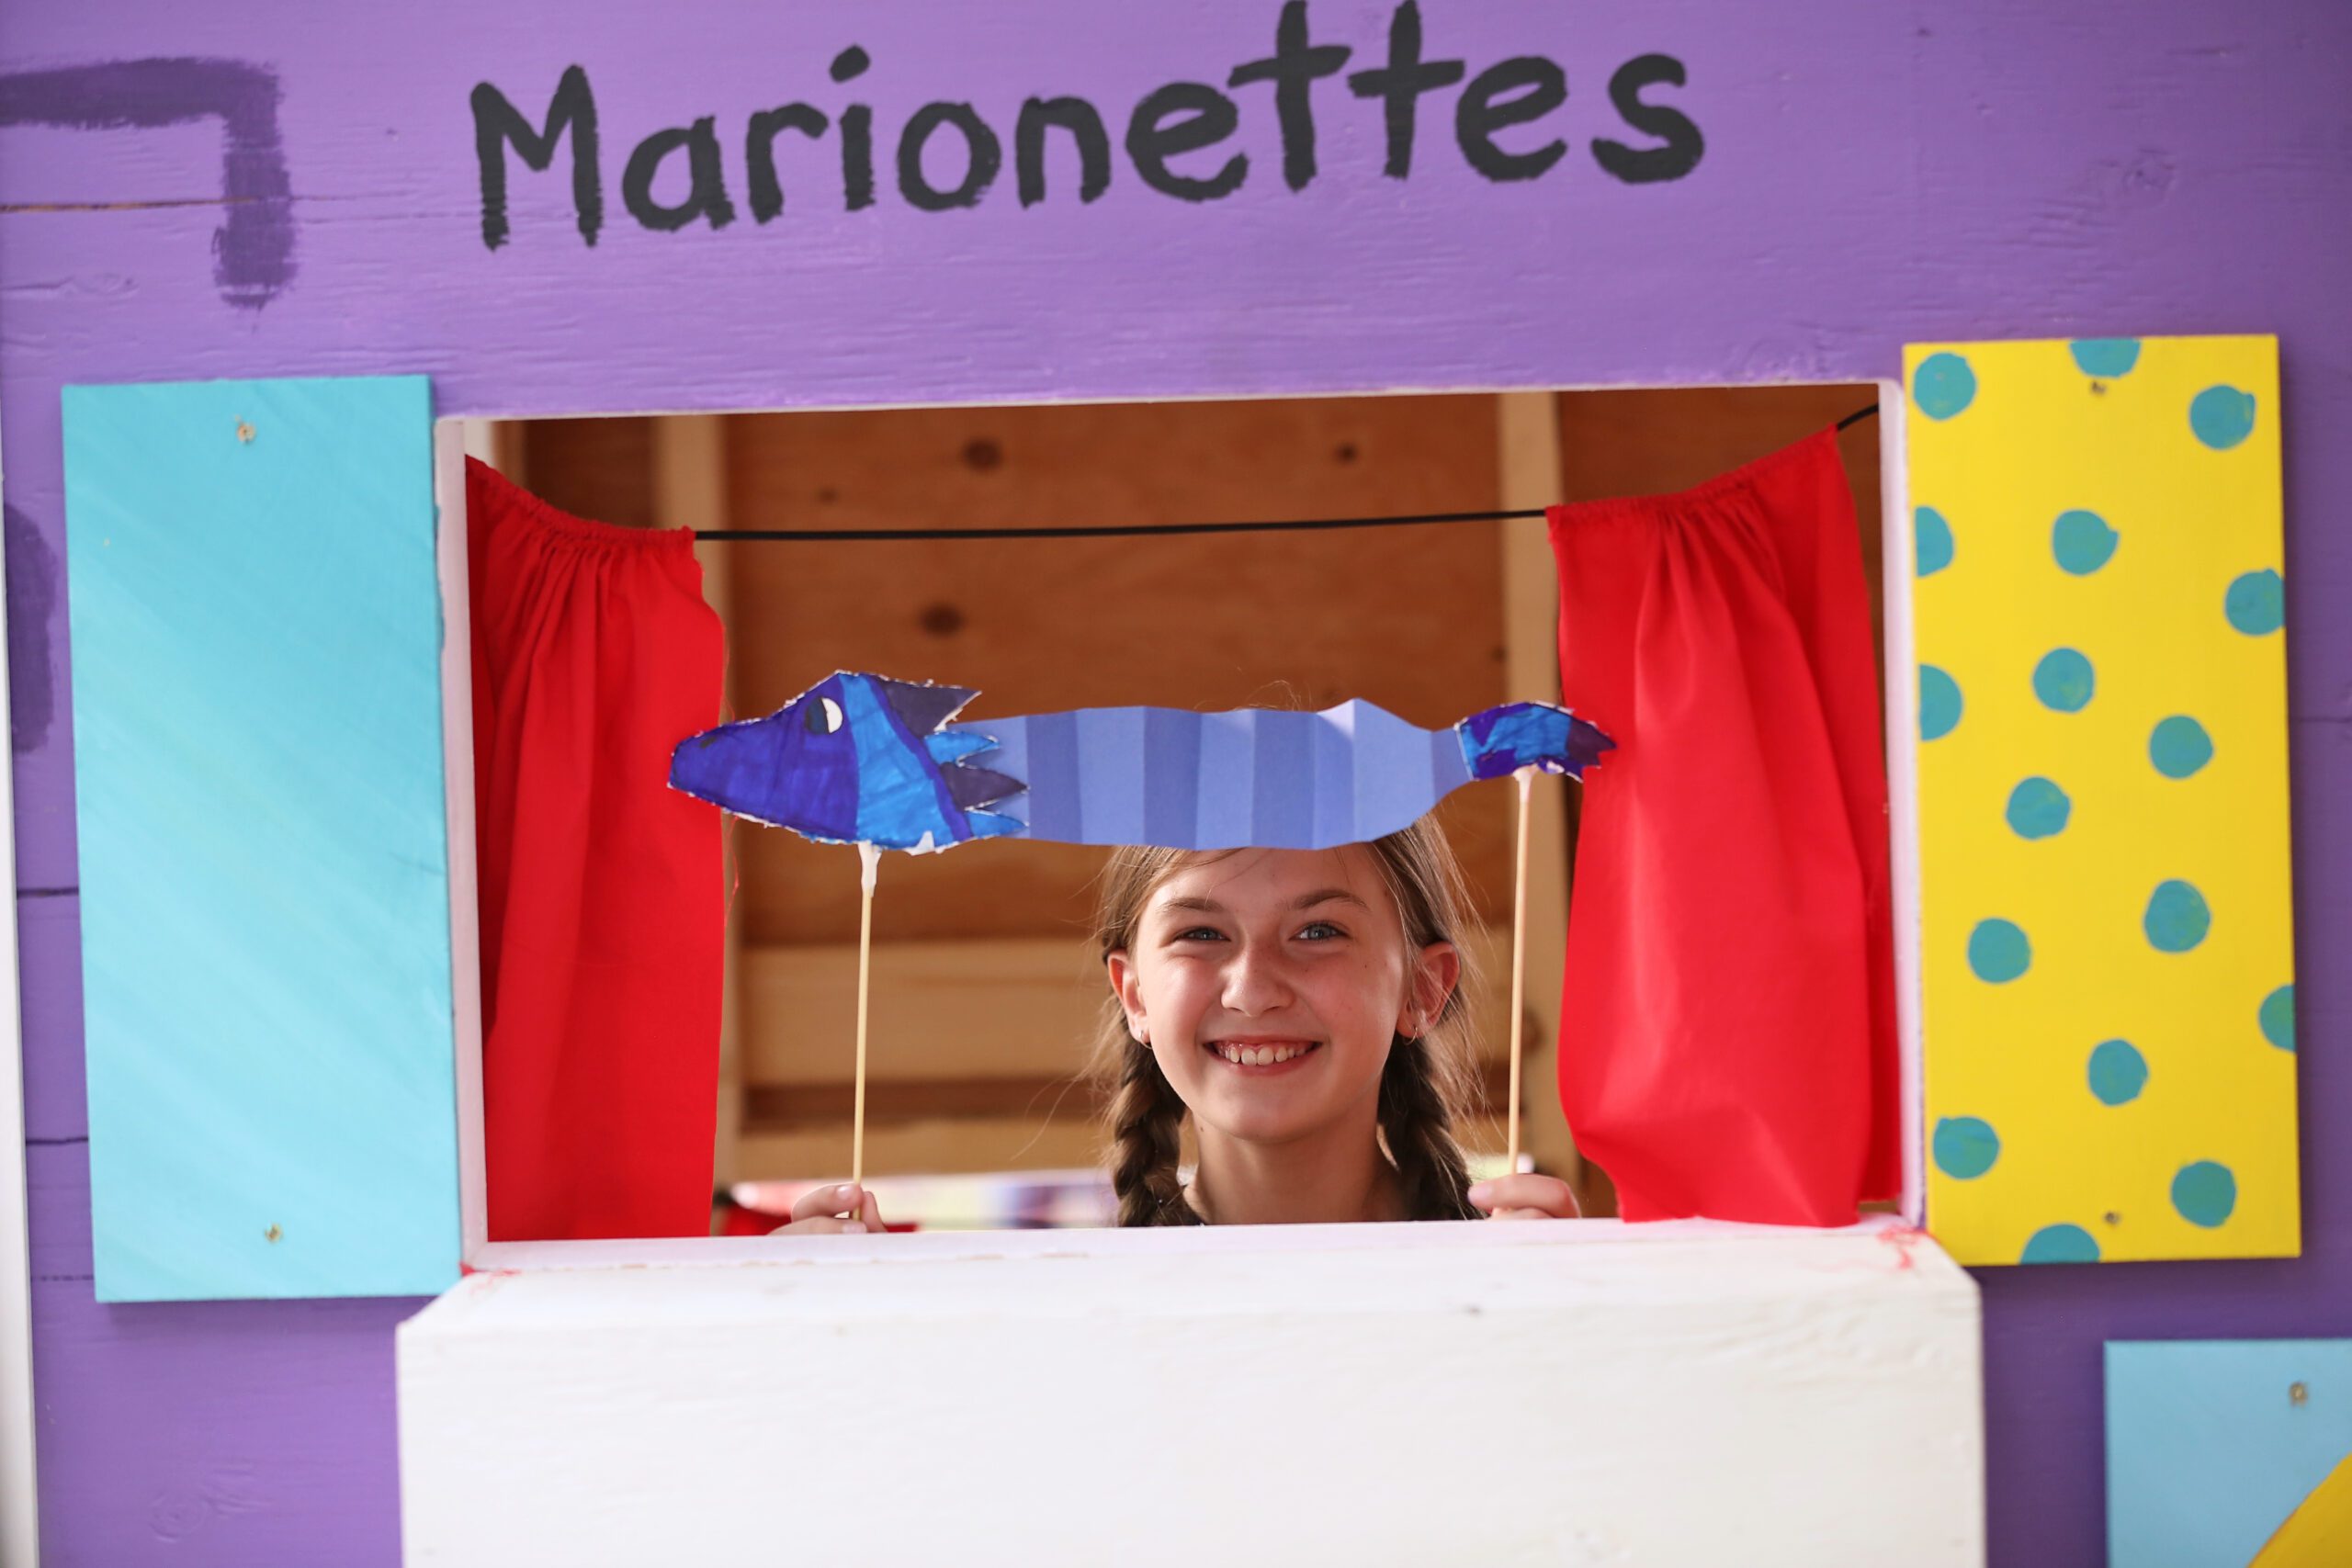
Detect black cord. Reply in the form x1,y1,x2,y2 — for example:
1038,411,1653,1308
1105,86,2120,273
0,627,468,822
693,402,1882,543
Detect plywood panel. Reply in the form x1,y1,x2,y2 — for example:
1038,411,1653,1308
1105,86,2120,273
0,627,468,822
741,928,1513,1089
1908,335,2296,1265
719,395,1510,943
520,415,659,528
62,376,458,1302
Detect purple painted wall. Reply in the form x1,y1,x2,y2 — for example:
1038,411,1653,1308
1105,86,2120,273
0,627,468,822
2,2,2344,1561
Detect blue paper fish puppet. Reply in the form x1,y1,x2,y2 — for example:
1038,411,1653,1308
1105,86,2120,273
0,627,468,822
670,672,1614,854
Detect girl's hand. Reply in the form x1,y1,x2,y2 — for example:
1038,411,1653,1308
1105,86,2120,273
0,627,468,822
769,1181,885,1235
1467,1173,1582,1221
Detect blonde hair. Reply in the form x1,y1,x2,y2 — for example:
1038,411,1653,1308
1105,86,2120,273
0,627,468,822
1089,820,1486,1225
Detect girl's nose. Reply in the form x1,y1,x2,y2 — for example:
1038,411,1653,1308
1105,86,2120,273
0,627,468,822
1221,942,1295,1014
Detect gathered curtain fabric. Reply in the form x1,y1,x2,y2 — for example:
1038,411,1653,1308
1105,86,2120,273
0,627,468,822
468,458,726,1240
1548,429,1900,1225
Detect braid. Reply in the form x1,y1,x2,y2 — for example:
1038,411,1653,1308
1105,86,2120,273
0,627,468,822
1378,1034,1479,1222
1107,1038,1202,1227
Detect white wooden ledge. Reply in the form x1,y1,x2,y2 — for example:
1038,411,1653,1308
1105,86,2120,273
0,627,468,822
398,1217,1982,1566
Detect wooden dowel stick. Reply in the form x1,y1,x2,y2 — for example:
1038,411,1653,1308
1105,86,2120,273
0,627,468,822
850,842,880,1195
1507,767,1534,1173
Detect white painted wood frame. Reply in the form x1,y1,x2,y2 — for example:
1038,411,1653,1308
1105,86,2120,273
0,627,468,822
0,423,40,1566
401,1214,1981,1566
432,381,1928,1262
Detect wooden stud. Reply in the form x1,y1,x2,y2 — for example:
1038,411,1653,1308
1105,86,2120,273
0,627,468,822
650,414,741,1199
1494,391,1579,1186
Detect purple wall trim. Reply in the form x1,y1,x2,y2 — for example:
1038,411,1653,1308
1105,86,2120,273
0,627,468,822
3,3,2346,1561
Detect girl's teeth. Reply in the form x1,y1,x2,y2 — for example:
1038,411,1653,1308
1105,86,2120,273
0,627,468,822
1217,1043,1306,1066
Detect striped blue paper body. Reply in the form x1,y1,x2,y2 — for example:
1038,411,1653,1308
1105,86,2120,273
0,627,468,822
953,699,1472,851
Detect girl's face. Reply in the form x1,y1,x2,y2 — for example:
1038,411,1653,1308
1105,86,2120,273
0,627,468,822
1107,846,1458,1149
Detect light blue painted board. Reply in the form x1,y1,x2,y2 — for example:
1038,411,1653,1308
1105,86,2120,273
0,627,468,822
63,375,458,1302
2108,1339,2352,1568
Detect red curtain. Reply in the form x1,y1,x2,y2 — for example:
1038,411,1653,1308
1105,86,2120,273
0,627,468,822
469,458,726,1240
1549,429,1899,1225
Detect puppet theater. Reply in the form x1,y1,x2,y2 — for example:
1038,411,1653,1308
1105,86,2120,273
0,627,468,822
2,4,2346,1565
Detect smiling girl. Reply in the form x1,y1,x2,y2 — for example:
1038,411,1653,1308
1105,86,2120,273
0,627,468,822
1092,820,1578,1226
775,817,1579,1233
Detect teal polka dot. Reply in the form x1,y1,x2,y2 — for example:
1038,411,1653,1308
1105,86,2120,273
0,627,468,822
2069,339,2142,378
2021,1224,2101,1264
2149,716,2213,779
2006,777,2071,840
2032,649,2095,713
1932,1116,2001,1179
2171,1161,2237,1228
1920,665,1963,740
2143,880,2211,953
1969,919,2031,983
2259,984,2295,1052
2087,1039,2148,1105
1916,507,1955,576
1914,353,1978,420
2190,385,2257,450
2225,570,2284,636
2052,510,2119,575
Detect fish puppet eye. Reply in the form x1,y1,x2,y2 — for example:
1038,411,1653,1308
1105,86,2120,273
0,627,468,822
804,695,844,736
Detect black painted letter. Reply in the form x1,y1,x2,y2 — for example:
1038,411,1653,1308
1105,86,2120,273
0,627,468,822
832,46,876,211
1592,54,1703,185
1454,56,1566,182
1227,0,1351,191
747,104,829,223
622,117,736,231
1126,83,1248,201
472,64,602,249
1015,96,1111,207
1346,1,1464,178
897,103,1002,210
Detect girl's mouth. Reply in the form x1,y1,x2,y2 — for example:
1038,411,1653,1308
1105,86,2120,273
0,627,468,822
1204,1038,1321,1071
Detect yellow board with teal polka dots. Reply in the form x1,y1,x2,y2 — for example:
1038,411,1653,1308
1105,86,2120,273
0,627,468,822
1906,334,2297,1266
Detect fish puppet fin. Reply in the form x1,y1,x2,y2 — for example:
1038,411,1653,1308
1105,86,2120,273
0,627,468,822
940,761,1023,813
924,729,998,765
1456,700,1616,781
876,676,978,735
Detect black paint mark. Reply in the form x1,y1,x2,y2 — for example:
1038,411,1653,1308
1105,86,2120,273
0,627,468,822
1015,97,1111,208
832,47,876,212
1228,0,1352,192
622,116,736,231
1591,54,1703,185
0,58,296,308
28,1134,89,1146
1126,83,1248,202
472,64,602,249
18,886,76,898
1348,1,1464,179
4,505,54,755
961,437,1003,471
1455,56,1567,183
746,103,829,223
896,103,1001,212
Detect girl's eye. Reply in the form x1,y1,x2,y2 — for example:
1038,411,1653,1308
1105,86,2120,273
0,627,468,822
1295,920,1345,942
1171,926,1227,943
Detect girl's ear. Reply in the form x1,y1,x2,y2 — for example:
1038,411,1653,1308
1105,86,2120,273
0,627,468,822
1106,950,1149,1043
1399,940,1461,1038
